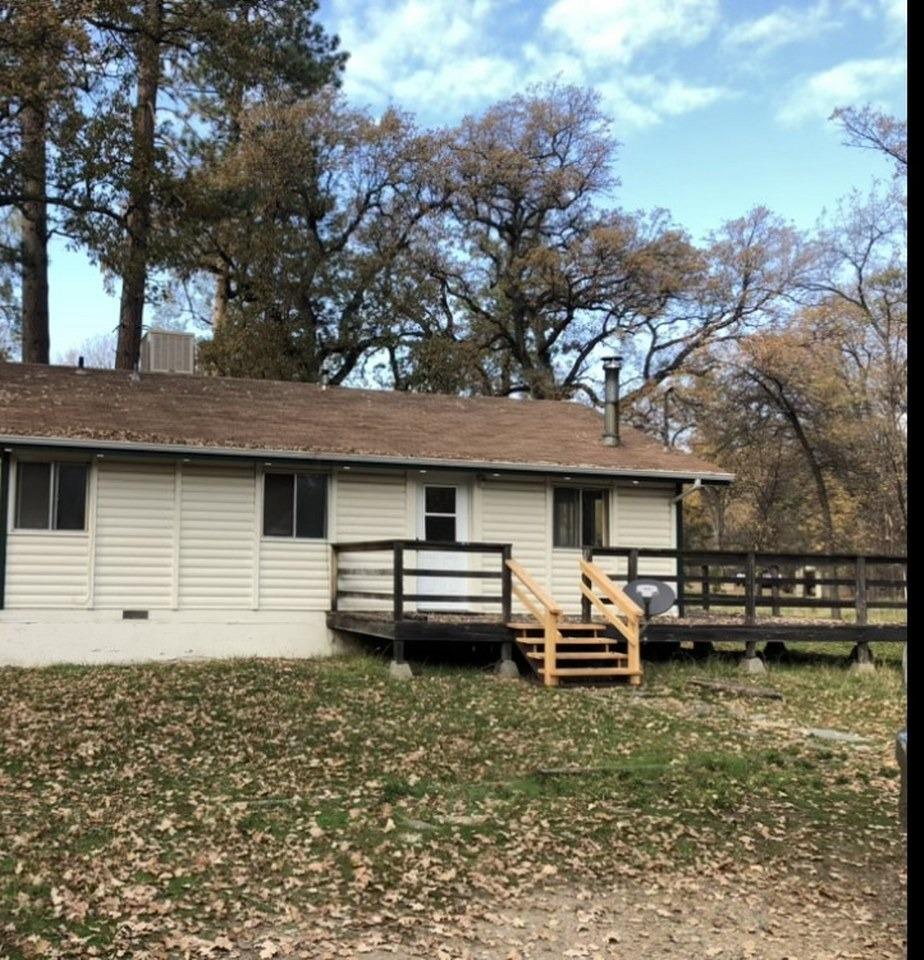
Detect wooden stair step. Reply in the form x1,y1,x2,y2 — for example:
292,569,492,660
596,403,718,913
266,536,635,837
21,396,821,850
539,667,639,677
507,622,606,632
527,651,628,661
517,636,625,647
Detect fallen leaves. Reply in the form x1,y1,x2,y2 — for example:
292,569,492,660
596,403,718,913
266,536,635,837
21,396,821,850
0,653,906,958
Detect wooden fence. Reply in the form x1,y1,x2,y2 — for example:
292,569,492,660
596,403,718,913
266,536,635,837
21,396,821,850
331,539,513,621
583,547,907,626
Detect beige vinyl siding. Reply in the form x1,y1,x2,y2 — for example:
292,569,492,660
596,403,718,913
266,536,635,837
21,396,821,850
178,465,255,608
4,533,90,607
480,478,549,616
334,471,408,611
610,485,677,583
93,461,176,608
550,548,584,615
257,539,329,609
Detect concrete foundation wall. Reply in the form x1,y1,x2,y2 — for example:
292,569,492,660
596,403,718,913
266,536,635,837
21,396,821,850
0,609,334,667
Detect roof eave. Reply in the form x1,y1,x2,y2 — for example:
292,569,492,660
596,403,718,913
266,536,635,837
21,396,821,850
0,434,736,485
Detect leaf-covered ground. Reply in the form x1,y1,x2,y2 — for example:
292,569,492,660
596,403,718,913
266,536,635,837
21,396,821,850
0,645,906,958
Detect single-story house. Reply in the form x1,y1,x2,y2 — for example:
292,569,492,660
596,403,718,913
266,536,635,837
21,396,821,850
0,342,733,666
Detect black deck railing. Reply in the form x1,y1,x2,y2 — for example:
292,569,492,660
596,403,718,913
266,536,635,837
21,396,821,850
331,539,513,622
583,546,907,626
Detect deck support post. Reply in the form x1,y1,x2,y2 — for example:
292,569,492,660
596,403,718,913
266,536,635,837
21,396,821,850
855,556,868,626
388,639,413,679
850,640,875,673
392,542,404,622
501,544,513,624
744,553,757,626
495,640,519,678
628,549,639,584
740,639,766,674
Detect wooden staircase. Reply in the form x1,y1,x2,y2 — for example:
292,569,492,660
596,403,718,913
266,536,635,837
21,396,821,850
505,559,643,687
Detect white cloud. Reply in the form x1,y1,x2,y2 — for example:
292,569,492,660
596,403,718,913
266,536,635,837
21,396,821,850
879,0,907,26
724,2,840,53
542,0,720,64
326,0,727,129
329,0,512,115
776,56,906,124
624,76,728,117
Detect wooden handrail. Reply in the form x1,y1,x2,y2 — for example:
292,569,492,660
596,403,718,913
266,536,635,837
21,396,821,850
580,558,642,686
580,559,643,618
506,559,562,616
506,558,562,687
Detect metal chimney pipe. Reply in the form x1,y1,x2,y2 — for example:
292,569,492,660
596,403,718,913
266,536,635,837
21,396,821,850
602,355,622,446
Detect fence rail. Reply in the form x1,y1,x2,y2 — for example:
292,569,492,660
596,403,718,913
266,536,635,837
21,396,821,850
583,546,907,625
331,539,513,622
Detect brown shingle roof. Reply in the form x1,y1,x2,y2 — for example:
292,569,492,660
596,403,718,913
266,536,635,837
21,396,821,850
0,363,733,481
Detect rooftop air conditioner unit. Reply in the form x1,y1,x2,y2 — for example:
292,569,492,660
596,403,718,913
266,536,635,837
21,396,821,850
139,330,196,374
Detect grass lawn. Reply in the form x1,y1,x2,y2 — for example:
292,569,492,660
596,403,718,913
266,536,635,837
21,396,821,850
0,646,906,958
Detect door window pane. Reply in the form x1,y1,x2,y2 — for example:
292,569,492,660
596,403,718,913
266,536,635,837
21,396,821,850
263,473,294,536
295,474,327,539
425,515,456,542
55,464,88,530
582,489,607,548
15,462,51,529
553,488,580,548
425,486,456,514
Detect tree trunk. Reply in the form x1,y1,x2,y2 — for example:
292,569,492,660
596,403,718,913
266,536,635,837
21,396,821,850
115,0,162,370
211,269,230,332
20,100,49,363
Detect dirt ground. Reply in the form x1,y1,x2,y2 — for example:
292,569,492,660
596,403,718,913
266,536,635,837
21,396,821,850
230,854,906,960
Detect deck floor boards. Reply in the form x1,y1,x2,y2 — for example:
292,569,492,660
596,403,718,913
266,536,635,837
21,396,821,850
327,611,907,644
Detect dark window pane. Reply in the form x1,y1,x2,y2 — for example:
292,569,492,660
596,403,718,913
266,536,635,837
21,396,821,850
425,486,456,514
16,462,51,529
263,473,294,536
581,489,607,547
553,488,579,548
295,473,327,539
55,464,87,530
425,515,456,542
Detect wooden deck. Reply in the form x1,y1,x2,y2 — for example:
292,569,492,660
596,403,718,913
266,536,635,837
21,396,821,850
329,541,906,681
327,610,907,645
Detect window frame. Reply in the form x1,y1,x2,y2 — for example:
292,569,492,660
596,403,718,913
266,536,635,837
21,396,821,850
422,483,458,543
12,459,89,534
552,485,610,550
261,470,328,541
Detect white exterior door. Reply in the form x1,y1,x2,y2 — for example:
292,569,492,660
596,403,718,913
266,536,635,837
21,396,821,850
417,482,470,611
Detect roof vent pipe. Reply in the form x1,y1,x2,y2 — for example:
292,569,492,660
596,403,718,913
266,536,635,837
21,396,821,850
602,355,622,446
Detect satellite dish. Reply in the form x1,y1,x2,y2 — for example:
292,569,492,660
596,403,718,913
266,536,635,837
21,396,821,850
624,578,676,617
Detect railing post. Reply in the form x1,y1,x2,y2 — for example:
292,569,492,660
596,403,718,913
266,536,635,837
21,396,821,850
855,556,868,626
627,611,642,686
330,546,339,612
771,564,781,617
628,548,639,584
830,561,842,620
676,549,686,618
745,552,757,625
701,563,710,611
543,611,558,687
501,545,513,623
581,546,593,622
393,542,404,622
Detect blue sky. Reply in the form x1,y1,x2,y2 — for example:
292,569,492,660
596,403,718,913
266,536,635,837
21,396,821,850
48,0,906,360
